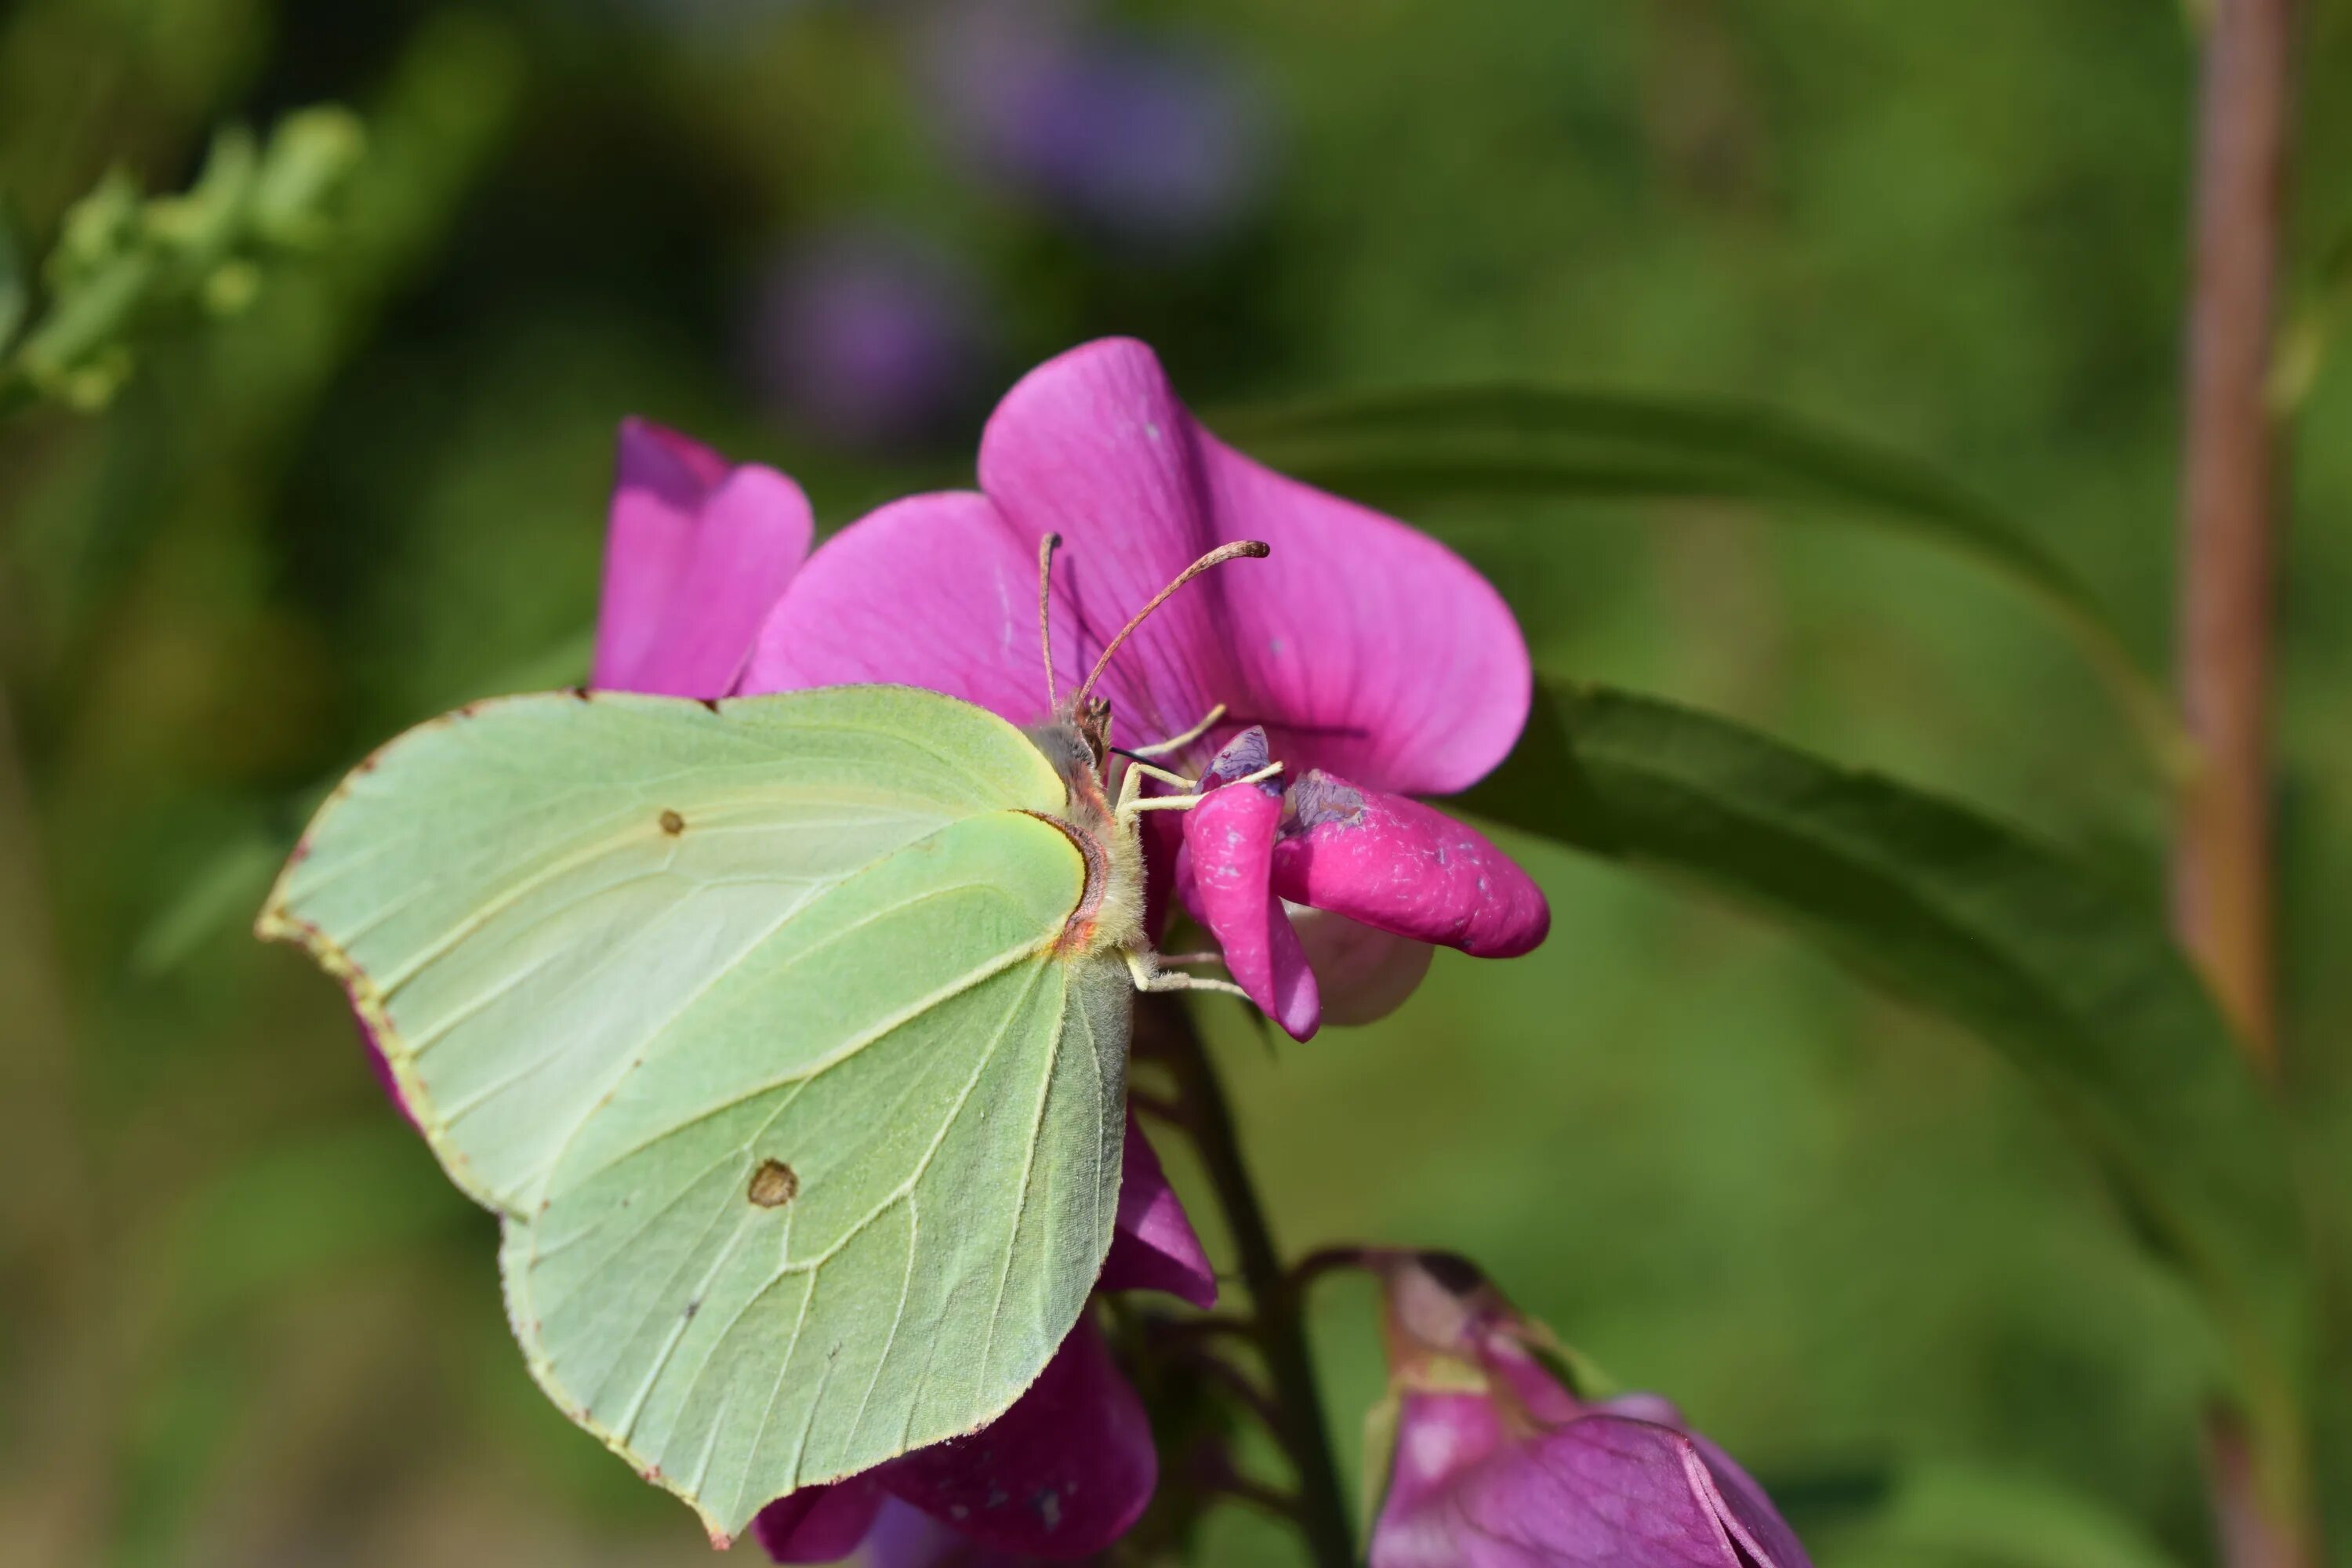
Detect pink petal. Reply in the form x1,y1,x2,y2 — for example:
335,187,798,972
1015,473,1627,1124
1197,421,1530,797
1270,773,1549,957
1482,1335,1584,1427
1181,783,1320,1040
853,1499,978,1567
1099,1114,1217,1308
1283,908,1434,1027
354,1015,420,1131
1373,1407,1797,1568
976,339,1236,753
593,419,813,700
742,490,1076,722
1599,1398,1814,1568
753,1478,887,1563
878,1316,1156,1559
979,339,1532,793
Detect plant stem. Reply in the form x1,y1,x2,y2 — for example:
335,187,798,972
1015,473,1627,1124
2172,1,2311,1563
2173,0,2292,1070
1148,995,1355,1568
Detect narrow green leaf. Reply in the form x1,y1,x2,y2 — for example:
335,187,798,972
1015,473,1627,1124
1461,682,2303,1434
1219,387,2188,775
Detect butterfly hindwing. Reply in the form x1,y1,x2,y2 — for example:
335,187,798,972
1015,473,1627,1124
261,684,1131,1540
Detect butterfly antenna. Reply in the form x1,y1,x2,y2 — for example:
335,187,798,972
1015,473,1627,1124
1037,532,1063,712
1069,540,1269,712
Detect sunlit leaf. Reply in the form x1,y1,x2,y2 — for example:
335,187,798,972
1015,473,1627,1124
1221,387,2187,774
1461,682,2304,1437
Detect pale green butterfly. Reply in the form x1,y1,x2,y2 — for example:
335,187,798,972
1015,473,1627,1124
256,535,1275,1543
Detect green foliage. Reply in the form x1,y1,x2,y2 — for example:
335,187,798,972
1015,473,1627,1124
1222,388,2184,774
1461,681,2308,1506
0,107,362,415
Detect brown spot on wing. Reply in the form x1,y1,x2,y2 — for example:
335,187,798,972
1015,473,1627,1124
747,1159,798,1208
659,809,685,836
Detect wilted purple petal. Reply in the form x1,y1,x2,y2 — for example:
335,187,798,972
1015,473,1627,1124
1271,774,1548,958
1183,782,1319,1040
877,1316,1155,1558
593,418,812,699
753,1477,886,1563
1099,1115,1216,1308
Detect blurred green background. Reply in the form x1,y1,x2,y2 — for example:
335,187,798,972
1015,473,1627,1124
5,1,2352,1564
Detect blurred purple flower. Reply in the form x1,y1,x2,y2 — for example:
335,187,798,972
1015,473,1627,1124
748,226,989,448
747,337,1548,1039
1367,1253,1813,1568
922,13,1270,250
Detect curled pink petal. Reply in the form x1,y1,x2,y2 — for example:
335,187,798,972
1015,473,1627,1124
753,1478,887,1563
594,418,813,699
1100,1114,1217,1308
1270,772,1548,957
1182,783,1319,1040
879,1316,1156,1558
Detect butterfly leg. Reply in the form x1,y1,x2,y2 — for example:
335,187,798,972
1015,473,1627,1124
1125,703,1228,759
1125,946,1253,1003
1118,760,1283,818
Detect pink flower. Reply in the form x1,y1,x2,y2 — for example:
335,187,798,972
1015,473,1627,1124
590,416,813,697
1367,1253,1813,1568
587,417,1214,1564
745,336,1549,1039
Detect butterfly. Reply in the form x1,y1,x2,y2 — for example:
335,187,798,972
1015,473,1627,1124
256,533,1273,1542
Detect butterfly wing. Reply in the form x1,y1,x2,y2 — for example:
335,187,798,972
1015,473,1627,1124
260,685,1131,1541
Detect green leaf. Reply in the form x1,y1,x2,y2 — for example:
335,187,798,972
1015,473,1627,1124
1218,387,2187,775
1461,682,2305,1446
1862,1464,2192,1568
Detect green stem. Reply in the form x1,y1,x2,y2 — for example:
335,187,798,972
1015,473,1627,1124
1149,995,1355,1568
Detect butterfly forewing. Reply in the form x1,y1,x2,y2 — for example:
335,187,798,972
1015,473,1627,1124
261,685,1131,1541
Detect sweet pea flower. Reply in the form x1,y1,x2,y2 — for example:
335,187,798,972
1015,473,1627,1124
1365,1252,1813,1568
589,417,1215,1565
745,336,1549,1039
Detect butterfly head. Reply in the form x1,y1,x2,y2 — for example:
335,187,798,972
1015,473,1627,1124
1026,530,1265,788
